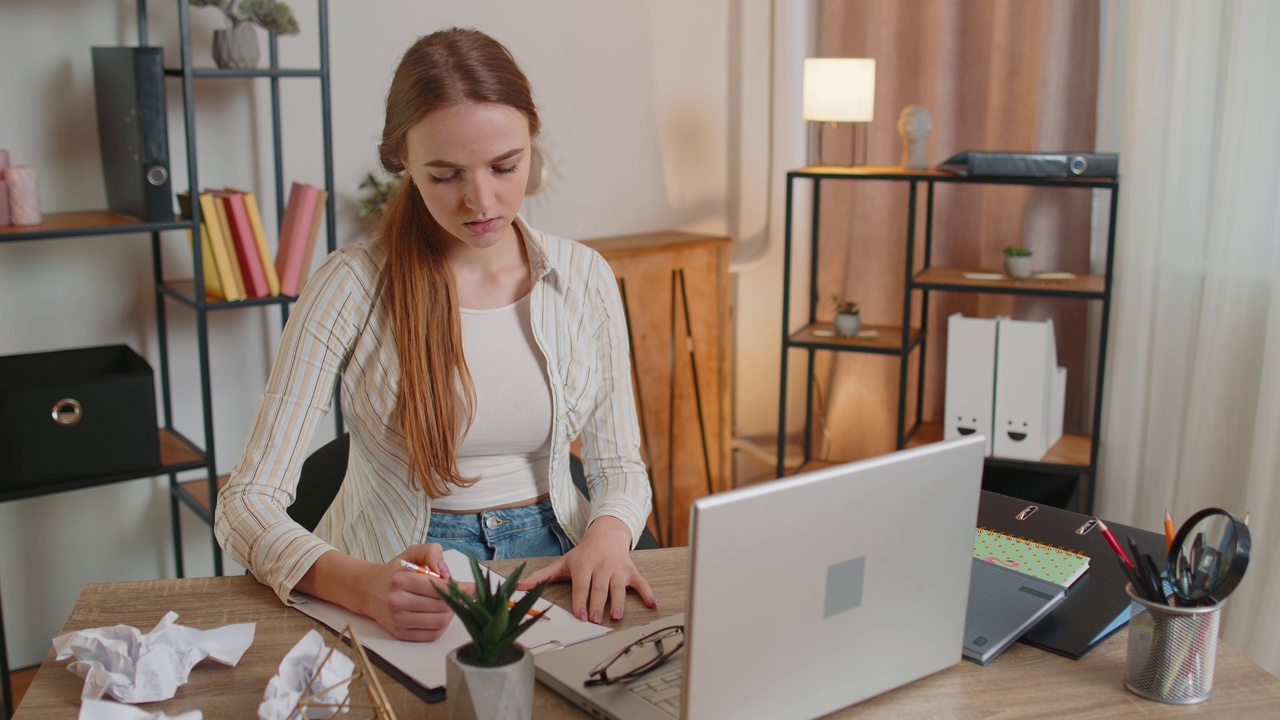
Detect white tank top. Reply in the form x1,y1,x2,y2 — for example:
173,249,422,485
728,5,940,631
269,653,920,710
432,294,553,511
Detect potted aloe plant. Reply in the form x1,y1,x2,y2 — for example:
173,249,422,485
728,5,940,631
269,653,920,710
436,557,550,720
189,0,300,69
830,294,862,338
1003,245,1034,279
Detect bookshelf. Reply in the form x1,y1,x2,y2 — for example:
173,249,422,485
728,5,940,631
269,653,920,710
0,4,335,714
776,165,1118,514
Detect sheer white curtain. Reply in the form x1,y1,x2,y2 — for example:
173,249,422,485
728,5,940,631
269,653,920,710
1096,0,1280,676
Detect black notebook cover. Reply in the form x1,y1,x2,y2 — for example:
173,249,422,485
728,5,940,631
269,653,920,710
91,46,174,222
938,150,1118,178
977,490,1165,659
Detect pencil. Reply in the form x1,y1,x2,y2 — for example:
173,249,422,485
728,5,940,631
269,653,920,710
399,559,444,578
509,600,551,621
1164,509,1176,551
1094,518,1135,568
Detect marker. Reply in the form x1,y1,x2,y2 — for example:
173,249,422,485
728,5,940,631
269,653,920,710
1094,517,1134,569
1164,509,1176,551
399,559,444,578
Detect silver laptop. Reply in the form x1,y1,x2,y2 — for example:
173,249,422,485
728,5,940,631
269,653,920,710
535,435,985,719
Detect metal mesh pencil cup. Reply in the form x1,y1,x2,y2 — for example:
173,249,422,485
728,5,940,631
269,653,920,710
1123,585,1222,704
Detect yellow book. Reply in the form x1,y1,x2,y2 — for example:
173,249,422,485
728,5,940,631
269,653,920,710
198,191,245,301
226,188,282,296
177,192,225,300
210,192,246,300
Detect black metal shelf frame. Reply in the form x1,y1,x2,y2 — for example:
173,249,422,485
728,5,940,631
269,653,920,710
775,167,1119,516
156,0,338,580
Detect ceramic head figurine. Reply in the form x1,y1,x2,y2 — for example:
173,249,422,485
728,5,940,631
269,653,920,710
897,105,933,170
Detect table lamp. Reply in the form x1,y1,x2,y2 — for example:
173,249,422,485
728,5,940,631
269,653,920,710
803,58,876,166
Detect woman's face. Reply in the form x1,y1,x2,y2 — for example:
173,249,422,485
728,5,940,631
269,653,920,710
403,101,532,252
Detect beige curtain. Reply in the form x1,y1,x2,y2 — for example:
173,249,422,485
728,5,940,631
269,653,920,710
810,0,1101,468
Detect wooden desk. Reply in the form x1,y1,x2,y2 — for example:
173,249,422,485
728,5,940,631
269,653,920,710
15,549,1280,718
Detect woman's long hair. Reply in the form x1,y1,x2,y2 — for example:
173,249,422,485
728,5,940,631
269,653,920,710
376,28,540,497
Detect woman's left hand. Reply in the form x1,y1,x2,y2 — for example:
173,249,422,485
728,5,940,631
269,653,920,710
518,516,657,623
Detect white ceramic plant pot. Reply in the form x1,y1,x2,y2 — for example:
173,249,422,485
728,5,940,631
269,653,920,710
213,24,261,69
446,644,535,720
834,312,862,338
1005,255,1034,279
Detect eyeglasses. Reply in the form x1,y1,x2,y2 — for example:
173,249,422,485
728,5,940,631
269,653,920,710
584,625,685,687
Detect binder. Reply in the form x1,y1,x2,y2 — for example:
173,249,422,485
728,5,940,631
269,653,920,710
943,314,999,455
91,46,174,222
938,150,1119,178
963,558,1066,665
977,490,1166,659
993,318,1064,460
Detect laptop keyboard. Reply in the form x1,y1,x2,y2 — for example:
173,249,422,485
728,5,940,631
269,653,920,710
628,669,683,718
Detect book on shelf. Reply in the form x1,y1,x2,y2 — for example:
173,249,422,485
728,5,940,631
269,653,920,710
177,191,226,300
276,182,325,297
297,188,329,289
211,189,270,299
224,187,281,297
197,189,244,298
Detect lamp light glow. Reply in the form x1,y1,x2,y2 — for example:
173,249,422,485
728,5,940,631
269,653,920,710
803,58,876,123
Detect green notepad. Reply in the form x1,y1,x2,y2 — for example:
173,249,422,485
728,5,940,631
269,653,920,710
974,527,1091,587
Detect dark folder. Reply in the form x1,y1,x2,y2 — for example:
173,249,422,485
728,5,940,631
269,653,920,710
91,46,174,222
977,490,1165,659
938,150,1119,178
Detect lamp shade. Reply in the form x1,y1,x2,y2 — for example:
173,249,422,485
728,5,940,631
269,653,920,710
803,58,876,123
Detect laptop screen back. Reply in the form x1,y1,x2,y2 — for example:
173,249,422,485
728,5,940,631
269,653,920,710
681,436,985,719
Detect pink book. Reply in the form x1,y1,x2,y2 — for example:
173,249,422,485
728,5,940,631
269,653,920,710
212,190,270,298
276,182,322,296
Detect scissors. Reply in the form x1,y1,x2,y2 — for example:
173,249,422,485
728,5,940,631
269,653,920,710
1167,508,1250,606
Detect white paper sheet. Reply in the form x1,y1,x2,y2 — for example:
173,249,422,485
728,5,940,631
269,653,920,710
291,549,611,691
51,611,255,704
78,698,202,720
258,629,354,720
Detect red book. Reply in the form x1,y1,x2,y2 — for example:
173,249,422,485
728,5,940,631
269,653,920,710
212,189,270,298
276,182,322,296
296,188,330,289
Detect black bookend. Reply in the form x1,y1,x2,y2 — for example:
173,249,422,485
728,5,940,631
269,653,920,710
91,46,174,222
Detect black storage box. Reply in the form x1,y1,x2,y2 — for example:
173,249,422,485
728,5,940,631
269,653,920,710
0,345,159,490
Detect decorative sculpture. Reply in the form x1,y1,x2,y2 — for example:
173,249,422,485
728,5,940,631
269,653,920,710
897,105,934,170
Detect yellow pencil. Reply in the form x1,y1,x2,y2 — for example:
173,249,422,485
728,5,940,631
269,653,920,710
398,559,443,578
1164,509,1175,551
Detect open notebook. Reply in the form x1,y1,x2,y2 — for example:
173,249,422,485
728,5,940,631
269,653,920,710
291,549,610,700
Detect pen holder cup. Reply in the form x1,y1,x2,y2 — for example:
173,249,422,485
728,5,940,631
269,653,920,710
1123,585,1222,704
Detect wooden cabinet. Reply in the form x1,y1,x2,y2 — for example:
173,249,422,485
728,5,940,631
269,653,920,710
584,231,732,547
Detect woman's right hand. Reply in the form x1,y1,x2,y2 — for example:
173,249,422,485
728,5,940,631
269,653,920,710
300,543,474,642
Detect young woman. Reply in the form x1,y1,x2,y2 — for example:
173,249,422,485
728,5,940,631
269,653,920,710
214,28,656,642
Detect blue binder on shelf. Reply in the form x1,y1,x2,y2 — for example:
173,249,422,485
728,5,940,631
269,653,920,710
977,490,1166,659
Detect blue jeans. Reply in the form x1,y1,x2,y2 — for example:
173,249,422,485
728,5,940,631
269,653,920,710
426,498,573,561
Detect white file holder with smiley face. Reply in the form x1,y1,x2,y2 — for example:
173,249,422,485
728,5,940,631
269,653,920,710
944,313,1000,455
993,317,1066,460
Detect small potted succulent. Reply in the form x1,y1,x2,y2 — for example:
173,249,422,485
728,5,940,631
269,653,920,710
189,0,300,69
435,557,550,720
1003,245,1034,279
830,294,862,338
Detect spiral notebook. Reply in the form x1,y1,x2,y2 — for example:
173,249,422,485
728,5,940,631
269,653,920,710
973,527,1091,587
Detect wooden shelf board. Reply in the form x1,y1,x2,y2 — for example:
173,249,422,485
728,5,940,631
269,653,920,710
163,279,297,308
176,475,230,513
908,422,1092,467
914,267,1105,296
789,323,920,353
0,211,190,242
158,429,205,466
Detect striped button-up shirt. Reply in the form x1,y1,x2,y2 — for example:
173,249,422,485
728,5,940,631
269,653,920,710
214,217,651,603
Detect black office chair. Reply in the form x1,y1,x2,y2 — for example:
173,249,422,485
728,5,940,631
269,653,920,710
291,432,661,549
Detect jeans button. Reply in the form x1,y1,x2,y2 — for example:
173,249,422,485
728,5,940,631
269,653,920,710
485,516,501,530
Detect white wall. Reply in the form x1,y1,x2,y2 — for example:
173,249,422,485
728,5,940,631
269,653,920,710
0,0,806,670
